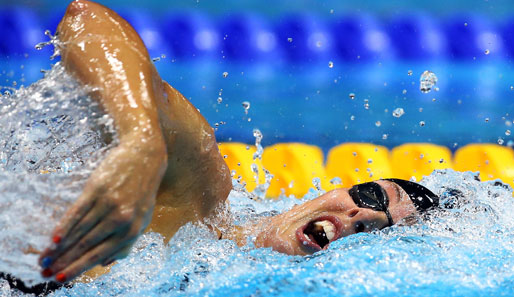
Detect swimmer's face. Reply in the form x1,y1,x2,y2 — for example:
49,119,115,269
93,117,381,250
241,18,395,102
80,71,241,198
254,180,417,255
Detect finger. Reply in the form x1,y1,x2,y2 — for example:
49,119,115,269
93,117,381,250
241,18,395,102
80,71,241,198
53,185,99,242
102,244,133,266
47,216,121,274
39,197,107,268
53,235,133,283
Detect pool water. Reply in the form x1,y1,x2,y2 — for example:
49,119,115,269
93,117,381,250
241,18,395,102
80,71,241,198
1,62,514,297
53,170,514,297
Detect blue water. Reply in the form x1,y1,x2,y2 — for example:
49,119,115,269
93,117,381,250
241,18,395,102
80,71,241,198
4,56,514,152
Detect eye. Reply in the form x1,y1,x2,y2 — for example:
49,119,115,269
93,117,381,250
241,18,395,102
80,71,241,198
354,221,365,233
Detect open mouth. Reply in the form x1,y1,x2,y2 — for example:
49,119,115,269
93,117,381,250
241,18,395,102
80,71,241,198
296,216,342,252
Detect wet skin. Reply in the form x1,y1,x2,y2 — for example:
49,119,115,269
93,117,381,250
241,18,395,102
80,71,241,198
38,0,231,283
253,180,418,255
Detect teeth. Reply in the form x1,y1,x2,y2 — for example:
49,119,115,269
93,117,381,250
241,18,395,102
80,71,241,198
314,220,336,241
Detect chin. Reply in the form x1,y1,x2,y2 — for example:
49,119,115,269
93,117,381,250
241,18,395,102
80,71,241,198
254,227,299,255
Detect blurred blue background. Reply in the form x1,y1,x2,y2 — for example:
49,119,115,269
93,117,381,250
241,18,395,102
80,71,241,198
2,0,514,152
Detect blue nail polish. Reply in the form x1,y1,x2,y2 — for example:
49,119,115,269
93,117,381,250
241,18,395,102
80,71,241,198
41,257,53,268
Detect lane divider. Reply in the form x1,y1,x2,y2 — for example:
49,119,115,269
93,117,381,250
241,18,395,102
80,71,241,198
219,142,514,198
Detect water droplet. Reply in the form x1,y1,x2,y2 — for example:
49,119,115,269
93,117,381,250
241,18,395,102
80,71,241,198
419,108,423,112
312,177,323,192
510,86,513,91
367,159,373,164
222,71,228,78
407,70,413,76
402,89,407,94
375,121,381,127
484,49,490,55
242,101,250,115
419,70,438,93
350,115,355,121
392,107,405,118
330,177,341,185
352,152,357,156
506,130,511,136
328,61,334,68
439,158,444,163
419,121,425,127
420,154,424,159
287,37,293,43
464,22,468,26
355,168,359,172
382,134,388,140
349,93,355,100
217,97,223,104
364,103,370,109
485,117,490,123
252,129,263,160
498,138,505,145
330,9,334,14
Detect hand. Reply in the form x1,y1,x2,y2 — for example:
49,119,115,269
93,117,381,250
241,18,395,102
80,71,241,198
38,136,166,282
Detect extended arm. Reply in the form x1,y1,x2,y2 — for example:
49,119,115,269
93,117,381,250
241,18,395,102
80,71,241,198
39,0,168,282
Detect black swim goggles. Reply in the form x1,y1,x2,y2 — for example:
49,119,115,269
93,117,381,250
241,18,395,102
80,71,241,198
349,178,439,227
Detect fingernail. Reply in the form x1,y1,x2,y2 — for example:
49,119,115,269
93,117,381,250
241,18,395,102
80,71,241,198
52,235,62,244
41,257,53,268
56,272,66,283
42,268,53,278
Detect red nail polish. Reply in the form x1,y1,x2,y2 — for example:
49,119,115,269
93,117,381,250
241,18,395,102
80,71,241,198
42,268,53,278
52,235,62,244
56,272,66,283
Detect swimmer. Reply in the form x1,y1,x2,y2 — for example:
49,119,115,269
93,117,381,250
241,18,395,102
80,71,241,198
18,0,437,289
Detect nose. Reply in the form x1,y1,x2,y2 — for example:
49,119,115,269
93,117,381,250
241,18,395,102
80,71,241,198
348,208,389,233
348,208,359,218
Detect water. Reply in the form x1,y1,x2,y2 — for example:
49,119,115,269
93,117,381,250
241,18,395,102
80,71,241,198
1,64,513,296
0,63,116,287
48,170,514,297
419,70,438,93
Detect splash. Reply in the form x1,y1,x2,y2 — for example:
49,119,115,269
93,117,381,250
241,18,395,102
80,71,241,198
35,30,60,61
0,63,116,286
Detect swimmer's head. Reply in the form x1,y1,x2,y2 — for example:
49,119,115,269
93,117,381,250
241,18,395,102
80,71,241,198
253,179,438,255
